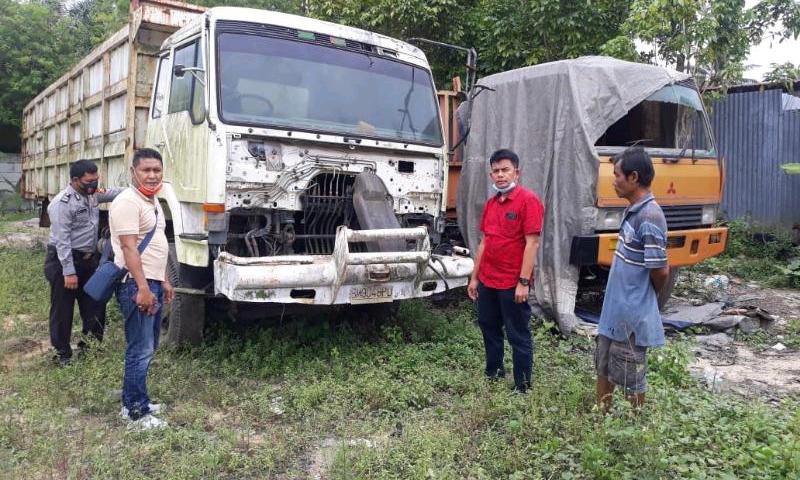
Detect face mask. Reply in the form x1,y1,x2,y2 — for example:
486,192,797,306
136,182,162,197
78,180,98,195
492,181,516,194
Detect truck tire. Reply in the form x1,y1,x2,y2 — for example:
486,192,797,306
657,267,679,311
163,244,205,346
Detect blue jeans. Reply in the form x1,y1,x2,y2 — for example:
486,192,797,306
477,282,533,389
116,279,163,420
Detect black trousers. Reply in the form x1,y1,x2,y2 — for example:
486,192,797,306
44,246,107,358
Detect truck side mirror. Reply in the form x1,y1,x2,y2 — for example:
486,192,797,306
173,64,187,78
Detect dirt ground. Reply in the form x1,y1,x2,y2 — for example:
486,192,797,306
674,276,800,399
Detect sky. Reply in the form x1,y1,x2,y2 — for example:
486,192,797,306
744,0,799,81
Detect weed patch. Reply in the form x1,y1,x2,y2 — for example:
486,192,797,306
691,220,800,288
0,244,798,478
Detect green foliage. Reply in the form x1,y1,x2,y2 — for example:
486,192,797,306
692,219,800,288
3,0,800,152
0,0,82,139
763,61,800,86
648,340,693,387
606,0,753,85
465,0,632,75
785,318,800,349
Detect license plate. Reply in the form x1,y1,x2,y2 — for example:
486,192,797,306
349,285,393,304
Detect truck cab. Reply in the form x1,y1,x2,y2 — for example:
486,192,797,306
570,79,728,303
148,8,473,340
21,2,473,344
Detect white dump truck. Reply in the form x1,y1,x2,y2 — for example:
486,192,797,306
21,0,473,343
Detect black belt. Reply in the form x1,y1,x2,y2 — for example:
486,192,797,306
47,245,96,261
73,250,96,260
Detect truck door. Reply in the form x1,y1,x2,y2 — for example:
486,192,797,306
159,37,208,203
145,53,171,173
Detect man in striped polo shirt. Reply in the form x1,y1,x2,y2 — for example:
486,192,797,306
595,147,670,412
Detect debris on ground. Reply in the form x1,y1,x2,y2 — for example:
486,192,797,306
671,270,800,398
662,302,724,325
578,269,800,399
307,436,382,480
695,333,734,350
703,274,730,290
690,345,800,397
270,396,285,416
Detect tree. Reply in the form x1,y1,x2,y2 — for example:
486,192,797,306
763,61,800,86
0,0,81,151
599,0,800,88
307,0,478,87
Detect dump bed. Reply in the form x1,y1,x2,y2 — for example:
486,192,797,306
20,0,204,201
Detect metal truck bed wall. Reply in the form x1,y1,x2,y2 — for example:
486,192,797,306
20,0,204,200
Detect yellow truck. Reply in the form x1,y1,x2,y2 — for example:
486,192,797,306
21,0,474,343
451,58,729,330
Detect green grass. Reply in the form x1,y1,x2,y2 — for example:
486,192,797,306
0,210,36,222
1,244,799,479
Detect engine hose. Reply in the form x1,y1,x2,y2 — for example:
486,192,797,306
427,256,449,292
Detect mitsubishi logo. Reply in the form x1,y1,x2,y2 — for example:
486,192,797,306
667,182,677,195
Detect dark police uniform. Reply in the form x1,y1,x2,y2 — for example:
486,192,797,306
45,184,123,360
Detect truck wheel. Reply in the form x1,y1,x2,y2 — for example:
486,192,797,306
163,244,205,346
657,267,679,311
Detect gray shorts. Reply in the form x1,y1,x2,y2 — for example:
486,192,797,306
595,334,648,395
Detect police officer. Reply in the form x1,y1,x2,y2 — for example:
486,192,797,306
45,159,123,365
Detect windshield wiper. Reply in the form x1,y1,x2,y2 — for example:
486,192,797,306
397,67,417,139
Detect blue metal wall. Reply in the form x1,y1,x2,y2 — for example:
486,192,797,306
710,88,800,226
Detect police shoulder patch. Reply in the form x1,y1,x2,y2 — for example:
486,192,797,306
60,193,71,203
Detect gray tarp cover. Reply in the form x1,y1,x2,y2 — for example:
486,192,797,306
458,56,688,333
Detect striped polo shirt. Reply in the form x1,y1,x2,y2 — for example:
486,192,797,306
598,192,668,347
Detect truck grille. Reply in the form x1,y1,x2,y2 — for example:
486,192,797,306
662,205,703,229
300,173,357,255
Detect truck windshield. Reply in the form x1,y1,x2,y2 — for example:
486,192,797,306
216,31,443,146
596,84,714,155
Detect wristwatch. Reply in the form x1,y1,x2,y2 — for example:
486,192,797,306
518,277,530,287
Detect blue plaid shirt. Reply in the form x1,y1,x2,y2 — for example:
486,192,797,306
598,192,668,347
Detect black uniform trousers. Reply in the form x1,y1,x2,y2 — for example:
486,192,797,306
44,245,107,358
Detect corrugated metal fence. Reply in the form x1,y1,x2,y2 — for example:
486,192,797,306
0,152,21,194
710,88,800,226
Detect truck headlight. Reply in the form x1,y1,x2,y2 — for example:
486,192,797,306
701,205,717,225
595,208,624,232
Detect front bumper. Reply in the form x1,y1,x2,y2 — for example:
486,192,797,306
570,226,728,267
214,226,474,304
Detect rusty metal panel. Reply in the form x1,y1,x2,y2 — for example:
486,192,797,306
710,88,800,226
109,94,127,131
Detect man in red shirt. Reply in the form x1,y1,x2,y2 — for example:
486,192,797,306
467,149,544,393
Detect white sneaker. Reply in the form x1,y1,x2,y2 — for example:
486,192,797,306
119,403,163,419
127,414,168,432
